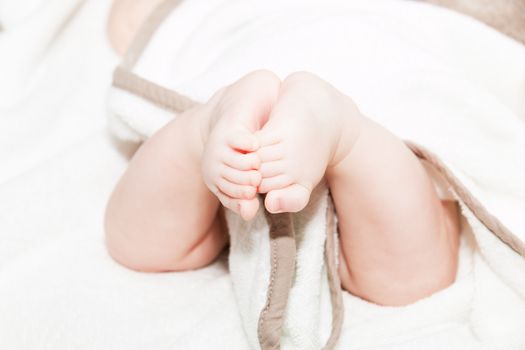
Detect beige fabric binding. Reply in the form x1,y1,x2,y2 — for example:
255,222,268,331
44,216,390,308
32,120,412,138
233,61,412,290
406,142,525,258
258,211,297,350
113,67,198,113
323,196,344,349
111,0,525,348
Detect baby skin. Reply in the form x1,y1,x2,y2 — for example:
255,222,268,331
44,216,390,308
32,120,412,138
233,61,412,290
105,70,460,306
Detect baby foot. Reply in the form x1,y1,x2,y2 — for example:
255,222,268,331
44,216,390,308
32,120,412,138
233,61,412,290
202,125,262,220
255,125,328,214
201,70,280,220
255,72,361,213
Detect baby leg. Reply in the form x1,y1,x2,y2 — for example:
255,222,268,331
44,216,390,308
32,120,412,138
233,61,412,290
105,107,227,272
328,118,461,306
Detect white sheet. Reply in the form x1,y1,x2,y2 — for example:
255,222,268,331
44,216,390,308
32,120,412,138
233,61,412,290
0,1,247,348
1,0,525,349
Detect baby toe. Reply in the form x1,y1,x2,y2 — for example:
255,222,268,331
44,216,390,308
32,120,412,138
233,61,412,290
215,191,241,214
264,184,310,213
256,141,284,162
239,198,260,221
221,167,261,186
259,161,284,178
227,129,259,152
258,174,293,193
217,179,257,199
224,151,260,171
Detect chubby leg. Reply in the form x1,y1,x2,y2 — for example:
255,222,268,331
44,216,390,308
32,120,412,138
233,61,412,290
328,118,460,306
105,107,227,272
256,72,460,305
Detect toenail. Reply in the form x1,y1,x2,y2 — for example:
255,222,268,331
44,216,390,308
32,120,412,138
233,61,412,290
271,198,282,213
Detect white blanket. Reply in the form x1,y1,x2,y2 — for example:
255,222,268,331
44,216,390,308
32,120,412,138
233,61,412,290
1,0,525,349
0,1,245,349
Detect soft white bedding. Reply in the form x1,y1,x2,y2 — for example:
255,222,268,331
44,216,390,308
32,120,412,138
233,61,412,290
1,0,525,349
0,1,247,348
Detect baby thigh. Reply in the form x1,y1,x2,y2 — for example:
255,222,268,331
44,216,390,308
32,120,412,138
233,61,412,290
329,120,460,306
105,112,228,272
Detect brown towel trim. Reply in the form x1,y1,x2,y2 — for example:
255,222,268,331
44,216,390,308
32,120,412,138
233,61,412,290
257,211,297,350
407,141,525,258
322,195,344,349
256,197,344,350
113,67,198,113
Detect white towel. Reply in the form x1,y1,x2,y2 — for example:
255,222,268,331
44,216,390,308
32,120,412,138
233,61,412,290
107,0,525,349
